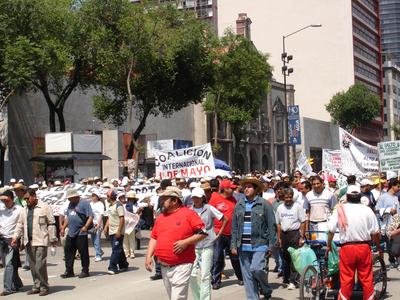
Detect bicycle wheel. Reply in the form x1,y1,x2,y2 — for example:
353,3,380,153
300,265,321,300
372,254,387,299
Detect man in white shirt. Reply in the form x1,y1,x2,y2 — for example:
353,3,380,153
0,190,23,295
327,185,381,300
303,176,336,231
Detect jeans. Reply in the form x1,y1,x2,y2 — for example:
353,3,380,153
65,235,90,274
211,235,242,285
190,247,213,300
271,246,283,273
238,249,272,300
0,240,22,293
26,244,48,292
90,230,103,258
161,263,192,300
108,235,129,272
382,235,396,264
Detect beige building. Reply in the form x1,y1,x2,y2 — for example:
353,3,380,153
217,0,384,162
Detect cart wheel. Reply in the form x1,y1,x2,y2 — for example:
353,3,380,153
372,254,387,299
300,265,321,300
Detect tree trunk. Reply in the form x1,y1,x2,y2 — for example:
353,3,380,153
232,125,243,171
213,93,220,147
56,108,66,132
127,106,152,177
49,106,56,132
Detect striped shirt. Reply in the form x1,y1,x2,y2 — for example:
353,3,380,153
241,199,268,252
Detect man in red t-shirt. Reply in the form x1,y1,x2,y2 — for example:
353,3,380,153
209,179,243,289
145,186,206,300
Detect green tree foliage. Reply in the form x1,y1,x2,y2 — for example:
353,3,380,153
326,84,381,131
203,30,272,153
88,1,214,158
0,0,95,132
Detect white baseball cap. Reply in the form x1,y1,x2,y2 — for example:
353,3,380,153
191,187,205,198
189,182,200,189
360,178,374,186
347,184,361,194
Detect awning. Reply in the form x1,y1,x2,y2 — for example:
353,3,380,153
30,153,111,162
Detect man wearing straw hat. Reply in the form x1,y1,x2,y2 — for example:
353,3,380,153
60,189,93,279
231,177,276,300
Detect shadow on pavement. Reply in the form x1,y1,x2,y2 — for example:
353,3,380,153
50,285,76,294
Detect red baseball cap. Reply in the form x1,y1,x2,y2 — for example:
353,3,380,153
220,179,237,189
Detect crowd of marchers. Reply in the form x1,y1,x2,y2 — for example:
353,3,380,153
0,170,398,300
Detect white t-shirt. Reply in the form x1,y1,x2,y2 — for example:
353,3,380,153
328,203,379,244
90,201,105,226
304,189,336,222
275,202,306,232
0,205,21,238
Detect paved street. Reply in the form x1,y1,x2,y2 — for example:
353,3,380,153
1,231,398,300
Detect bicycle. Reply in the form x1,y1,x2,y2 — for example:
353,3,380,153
299,231,387,300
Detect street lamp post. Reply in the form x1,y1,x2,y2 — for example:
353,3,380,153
282,24,321,173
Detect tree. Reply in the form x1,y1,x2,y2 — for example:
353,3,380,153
89,1,214,163
325,84,381,132
0,0,95,132
203,30,272,158
390,121,400,140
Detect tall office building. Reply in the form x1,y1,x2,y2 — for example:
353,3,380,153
380,0,400,66
218,0,383,161
383,61,400,140
159,0,218,29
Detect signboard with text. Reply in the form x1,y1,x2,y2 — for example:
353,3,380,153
378,141,400,172
154,143,215,179
288,105,301,145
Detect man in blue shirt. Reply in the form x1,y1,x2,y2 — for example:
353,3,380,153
60,189,93,278
376,178,400,267
231,177,276,300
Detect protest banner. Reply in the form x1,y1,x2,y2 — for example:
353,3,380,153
296,152,313,176
378,140,400,172
154,143,215,179
322,149,342,173
37,183,159,215
339,128,378,175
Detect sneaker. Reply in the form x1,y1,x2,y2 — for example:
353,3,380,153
287,283,296,290
0,291,14,296
130,253,135,259
237,280,244,286
212,283,221,290
60,272,75,279
95,256,102,262
150,274,162,280
78,272,90,279
100,250,105,256
26,289,40,295
107,270,116,275
39,290,49,296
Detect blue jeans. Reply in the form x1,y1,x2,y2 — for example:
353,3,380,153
271,246,283,273
90,230,103,258
108,235,128,272
211,235,242,285
1,241,22,293
238,249,272,300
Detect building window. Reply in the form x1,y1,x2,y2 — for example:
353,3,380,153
384,128,388,136
383,84,386,92
394,99,398,108
354,58,380,82
384,114,387,122
352,3,377,30
384,99,387,107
